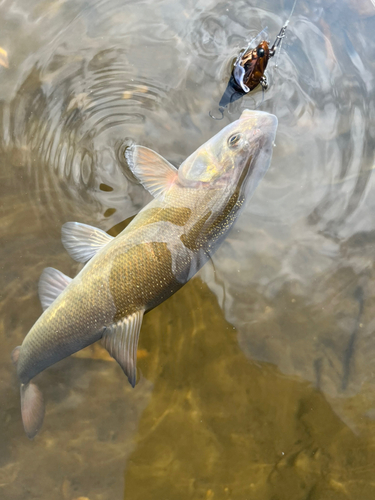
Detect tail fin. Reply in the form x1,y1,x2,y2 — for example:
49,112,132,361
11,346,45,439
20,383,45,439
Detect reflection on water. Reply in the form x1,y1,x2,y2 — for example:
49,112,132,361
1,0,375,498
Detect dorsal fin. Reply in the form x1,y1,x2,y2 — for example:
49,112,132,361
125,145,178,199
38,267,72,311
102,310,144,387
61,222,114,263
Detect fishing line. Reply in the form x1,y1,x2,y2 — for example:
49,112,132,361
274,0,298,68
256,87,266,109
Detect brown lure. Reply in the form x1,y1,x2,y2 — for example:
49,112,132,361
235,40,271,93
212,23,290,119
211,0,298,119
234,24,288,93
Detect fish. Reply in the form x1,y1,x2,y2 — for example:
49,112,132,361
11,109,278,439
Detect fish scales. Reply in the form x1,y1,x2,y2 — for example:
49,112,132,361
18,186,233,381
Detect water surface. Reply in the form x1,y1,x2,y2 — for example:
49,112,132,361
1,0,375,498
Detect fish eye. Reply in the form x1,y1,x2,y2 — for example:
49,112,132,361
257,47,265,57
227,133,242,148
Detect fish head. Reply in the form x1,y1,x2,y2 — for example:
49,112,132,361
178,109,278,198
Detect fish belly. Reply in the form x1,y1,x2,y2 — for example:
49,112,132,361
16,194,215,384
17,279,114,384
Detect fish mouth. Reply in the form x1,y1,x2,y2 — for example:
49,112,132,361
239,109,278,136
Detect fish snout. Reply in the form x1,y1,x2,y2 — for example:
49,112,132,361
240,109,278,132
239,110,278,150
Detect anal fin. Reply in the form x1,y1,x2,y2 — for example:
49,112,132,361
102,310,144,387
39,267,72,311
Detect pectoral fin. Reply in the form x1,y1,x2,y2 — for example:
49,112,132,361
102,310,144,387
39,267,72,311
125,145,178,199
11,345,21,365
61,222,114,263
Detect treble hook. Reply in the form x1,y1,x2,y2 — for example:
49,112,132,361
209,107,225,120
269,22,289,56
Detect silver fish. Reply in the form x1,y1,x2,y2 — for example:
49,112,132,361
12,109,278,438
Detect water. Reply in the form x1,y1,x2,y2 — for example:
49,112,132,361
1,0,375,498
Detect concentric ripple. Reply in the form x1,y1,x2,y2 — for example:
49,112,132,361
0,0,196,230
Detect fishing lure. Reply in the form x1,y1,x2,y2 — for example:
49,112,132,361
210,0,297,119
233,24,288,94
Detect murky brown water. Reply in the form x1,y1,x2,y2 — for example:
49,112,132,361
1,0,375,498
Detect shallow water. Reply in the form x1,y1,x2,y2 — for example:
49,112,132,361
1,0,375,498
